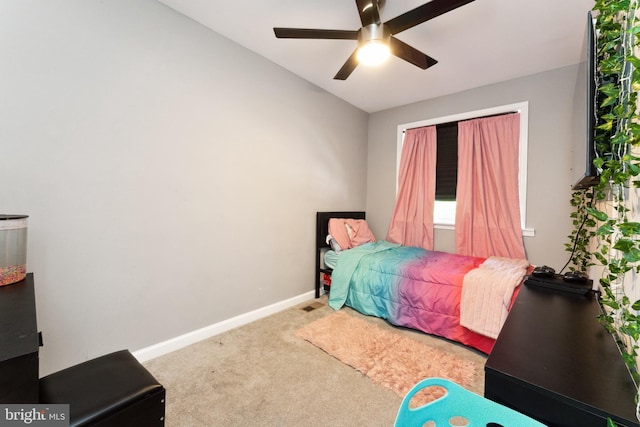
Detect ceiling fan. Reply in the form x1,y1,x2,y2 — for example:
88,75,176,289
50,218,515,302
273,0,476,80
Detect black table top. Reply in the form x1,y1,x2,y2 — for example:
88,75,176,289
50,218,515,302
486,284,639,426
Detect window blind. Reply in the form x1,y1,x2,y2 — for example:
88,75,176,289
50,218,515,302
435,122,458,201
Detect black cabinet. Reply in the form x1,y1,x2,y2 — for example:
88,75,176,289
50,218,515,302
0,274,166,425
485,283,639,427
0,273,39,403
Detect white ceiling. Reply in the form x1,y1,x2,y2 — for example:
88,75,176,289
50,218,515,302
155,0,595,113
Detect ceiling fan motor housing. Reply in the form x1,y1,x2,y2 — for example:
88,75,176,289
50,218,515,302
358,23,390,45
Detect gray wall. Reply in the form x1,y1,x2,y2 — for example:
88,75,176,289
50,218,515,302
1,0,583,375
0,1,368,374
366,65,581,267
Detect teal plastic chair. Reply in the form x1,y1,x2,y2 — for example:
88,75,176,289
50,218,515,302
395,378,547,426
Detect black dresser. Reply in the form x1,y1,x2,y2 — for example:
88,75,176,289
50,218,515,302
0,273,39,403
485,283,639,427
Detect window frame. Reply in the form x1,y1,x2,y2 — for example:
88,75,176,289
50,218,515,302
396,102,534,237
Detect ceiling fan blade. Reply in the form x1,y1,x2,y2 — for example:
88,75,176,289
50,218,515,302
385,0,476,35
355,0,381,27
334,50,359,80
389,37,437,69
274,28,358,40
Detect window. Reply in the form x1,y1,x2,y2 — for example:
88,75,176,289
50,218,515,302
396,102,534,236
433,122,458,226
435,122,458,201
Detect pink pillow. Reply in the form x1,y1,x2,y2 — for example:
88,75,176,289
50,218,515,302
328,218,376,250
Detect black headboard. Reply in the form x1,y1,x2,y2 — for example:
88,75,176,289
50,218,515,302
314,211,366,298
316,211,366,249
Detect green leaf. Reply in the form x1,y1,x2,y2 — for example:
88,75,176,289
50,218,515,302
597,120,614,131
623,247,640,263
601,97,618,108
586,207,609,221
603,299,621,310
600,83,620,97
613,238,635,252
629,162,640,176
618,222,640,235
597,223,615,235
593,157,605,169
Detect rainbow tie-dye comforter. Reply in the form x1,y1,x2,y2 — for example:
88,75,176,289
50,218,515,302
327,241,497,354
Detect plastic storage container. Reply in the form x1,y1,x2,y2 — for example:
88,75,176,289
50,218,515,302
0,215,28,286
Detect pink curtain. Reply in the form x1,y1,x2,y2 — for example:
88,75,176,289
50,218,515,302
386,126,437,250
455,114,526,259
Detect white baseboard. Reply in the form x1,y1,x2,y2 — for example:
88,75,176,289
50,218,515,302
132,290,316,363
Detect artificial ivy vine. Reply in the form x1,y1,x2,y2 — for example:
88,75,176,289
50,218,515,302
567,0,640,383
566,189,596,274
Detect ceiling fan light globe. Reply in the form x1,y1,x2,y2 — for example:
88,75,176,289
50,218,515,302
357,41,390,66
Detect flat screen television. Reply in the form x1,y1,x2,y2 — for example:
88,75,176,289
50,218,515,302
572,11,600,190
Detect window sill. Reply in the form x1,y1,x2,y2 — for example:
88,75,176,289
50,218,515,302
434,223,536,237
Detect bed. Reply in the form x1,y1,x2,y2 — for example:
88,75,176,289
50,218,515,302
316,211,529,354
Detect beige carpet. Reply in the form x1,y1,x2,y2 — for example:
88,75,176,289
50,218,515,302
143,297,487,426
296,311,480,406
